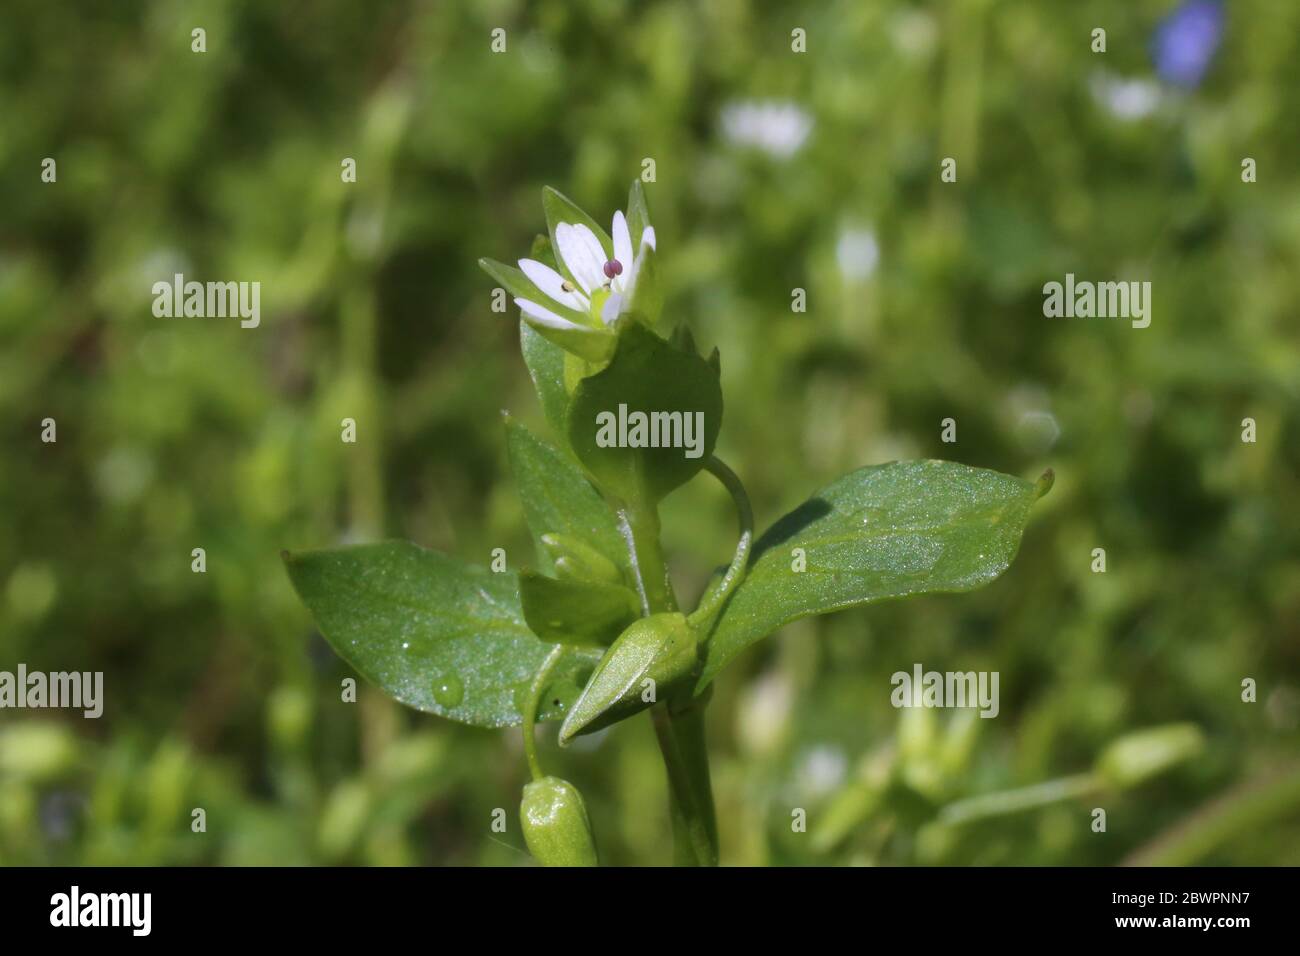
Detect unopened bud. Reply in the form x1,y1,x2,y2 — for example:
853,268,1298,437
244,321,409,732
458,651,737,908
520,776,599,867
1095,723,1204,790
558,612,698,743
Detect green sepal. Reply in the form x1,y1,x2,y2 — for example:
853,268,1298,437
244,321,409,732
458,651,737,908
626,179,652,250
529,233,560,273
625,243,662,326
624,180,661,324
524,318,616,364
543,185,614,288
480,257,613,362
477,257,588,326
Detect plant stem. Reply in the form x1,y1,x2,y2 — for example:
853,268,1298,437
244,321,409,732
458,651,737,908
652,696,719,866
937,772,1099,826
651,708,700,865
616,503,677,616
616,495,720,865
522,645,564,782
1122,762,1300,866
651,456,751,864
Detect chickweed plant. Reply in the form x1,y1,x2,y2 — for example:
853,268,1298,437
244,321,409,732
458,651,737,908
285,182,1056,866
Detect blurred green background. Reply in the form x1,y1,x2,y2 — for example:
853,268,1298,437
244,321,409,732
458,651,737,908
1,0,1298,866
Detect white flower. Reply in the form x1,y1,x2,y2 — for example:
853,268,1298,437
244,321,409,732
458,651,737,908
719,100,813,159
835,225,880,282
1089,71,1163,121
797,745,848,798
514,211,656,331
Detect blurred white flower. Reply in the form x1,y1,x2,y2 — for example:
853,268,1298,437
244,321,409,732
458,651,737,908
95,447,154,504
797,745,848,797
1089,71,1163,121
736,670,793,756
719,100,813,159
835,226,880,282
1002,385,1060,453
890,8,937,60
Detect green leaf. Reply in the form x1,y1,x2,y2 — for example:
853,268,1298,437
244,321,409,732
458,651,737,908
558,613,699,744
565,323,722,506
504,418,629,578
519,571,640,646
283,541,599,728
696,460,1046,691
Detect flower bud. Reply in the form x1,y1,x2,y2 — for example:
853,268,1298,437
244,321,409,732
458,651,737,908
1095,723,1204,790
558,612,699,744
519,776,599,867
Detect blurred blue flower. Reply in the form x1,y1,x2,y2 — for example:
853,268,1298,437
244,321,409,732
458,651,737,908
1151,0,1224,88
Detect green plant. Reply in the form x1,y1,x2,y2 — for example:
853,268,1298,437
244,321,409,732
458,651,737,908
282,182,1052,866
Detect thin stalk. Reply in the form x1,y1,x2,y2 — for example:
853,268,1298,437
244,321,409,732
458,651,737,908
687,456,754,630
522,645,564,782
937,773,1099,826
1123,762,1300,866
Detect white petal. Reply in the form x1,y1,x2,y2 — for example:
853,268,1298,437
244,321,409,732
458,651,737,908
601,293,623,325
640,226,656,251
572,223,611,292
516,298,583,330
612,211,634,293
573,222,608,267
555,223,603,294
612,212,633,264
518,258,588,311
